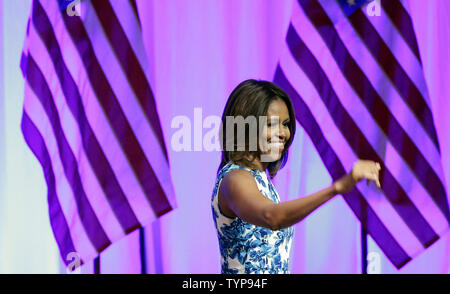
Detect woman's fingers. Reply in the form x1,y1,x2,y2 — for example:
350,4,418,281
365,170,381,188
354,160,382,188
368,171,381,188
376,163,381,188
370,168,378,177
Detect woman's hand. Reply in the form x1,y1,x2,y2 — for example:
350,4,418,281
333,160,381,194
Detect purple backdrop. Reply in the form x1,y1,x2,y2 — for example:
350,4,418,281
95,0,449,273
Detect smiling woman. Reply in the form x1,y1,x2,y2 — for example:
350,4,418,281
217,79,296,179
211,79,381,274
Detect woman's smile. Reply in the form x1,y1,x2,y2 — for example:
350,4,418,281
267,141,284,152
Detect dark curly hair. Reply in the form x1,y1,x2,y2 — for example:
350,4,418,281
218,79,296,179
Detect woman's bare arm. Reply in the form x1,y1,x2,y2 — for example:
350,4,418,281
219,160,381,231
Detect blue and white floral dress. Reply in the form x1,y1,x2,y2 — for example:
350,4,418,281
211,161,294,274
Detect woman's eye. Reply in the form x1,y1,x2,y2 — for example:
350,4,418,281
267,121,289,127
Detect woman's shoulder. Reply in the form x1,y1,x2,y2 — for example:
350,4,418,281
218,161,254,178
218,162,266,190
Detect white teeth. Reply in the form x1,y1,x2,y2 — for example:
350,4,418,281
268,142,283,147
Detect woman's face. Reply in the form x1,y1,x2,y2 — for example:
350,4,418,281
259,98,291,163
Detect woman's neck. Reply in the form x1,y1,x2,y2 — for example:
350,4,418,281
244,155,268,171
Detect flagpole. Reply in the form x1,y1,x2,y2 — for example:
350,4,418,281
94,256,100,274
139,227,147,274
361,226,368,274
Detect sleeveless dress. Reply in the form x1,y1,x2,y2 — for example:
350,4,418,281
211,161,294,274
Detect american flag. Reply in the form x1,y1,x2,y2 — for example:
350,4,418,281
275,0,449,268
20,0,176,268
